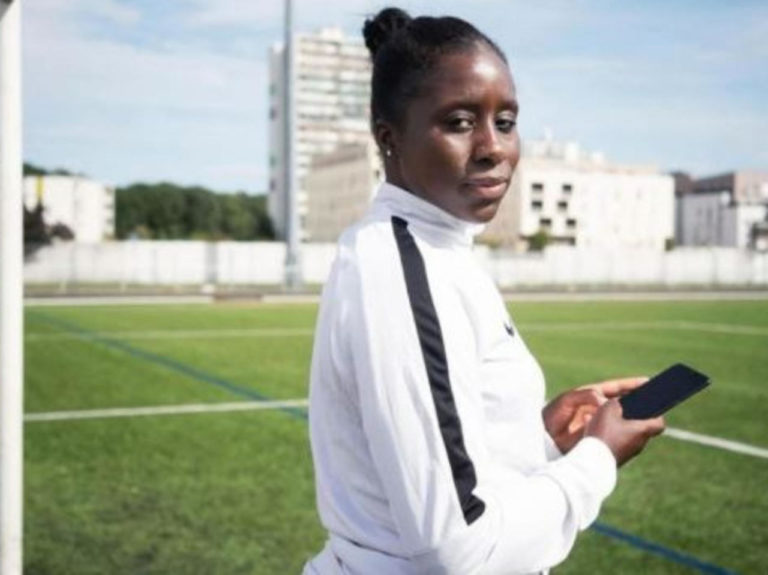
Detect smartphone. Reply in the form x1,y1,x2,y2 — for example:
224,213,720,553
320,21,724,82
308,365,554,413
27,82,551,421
619,363,710,420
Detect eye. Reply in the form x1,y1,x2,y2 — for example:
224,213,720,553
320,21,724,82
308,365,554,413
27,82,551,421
445,113,475,132
495,114,517,134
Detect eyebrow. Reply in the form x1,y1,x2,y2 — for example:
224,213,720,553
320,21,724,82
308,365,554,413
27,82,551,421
434,97,519,115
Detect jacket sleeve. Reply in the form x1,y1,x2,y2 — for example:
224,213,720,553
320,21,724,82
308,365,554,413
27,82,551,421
543,426,564,460
335,242,616,574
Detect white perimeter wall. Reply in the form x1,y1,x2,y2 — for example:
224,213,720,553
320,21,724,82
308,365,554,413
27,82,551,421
483,245,768,286
24,241,768,287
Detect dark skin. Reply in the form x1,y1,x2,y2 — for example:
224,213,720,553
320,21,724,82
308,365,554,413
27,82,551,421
544,378,665,465
375,43,665,466
375,45,520,223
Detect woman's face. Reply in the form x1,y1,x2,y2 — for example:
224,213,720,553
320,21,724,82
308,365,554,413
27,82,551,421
381,44,520,223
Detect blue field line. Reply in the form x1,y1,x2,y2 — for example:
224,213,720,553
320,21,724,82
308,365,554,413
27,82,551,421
31,312,737,573
592,522,739,574
30,312,308,421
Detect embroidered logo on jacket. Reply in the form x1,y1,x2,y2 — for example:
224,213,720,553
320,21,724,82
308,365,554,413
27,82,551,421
504,321,515,337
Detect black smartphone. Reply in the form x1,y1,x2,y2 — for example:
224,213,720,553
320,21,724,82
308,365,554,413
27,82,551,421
619,363,710,420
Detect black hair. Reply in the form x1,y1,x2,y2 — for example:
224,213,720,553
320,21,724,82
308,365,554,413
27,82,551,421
362,7,508,128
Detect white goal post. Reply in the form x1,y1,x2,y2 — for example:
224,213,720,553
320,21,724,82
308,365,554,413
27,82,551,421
1,0,24,574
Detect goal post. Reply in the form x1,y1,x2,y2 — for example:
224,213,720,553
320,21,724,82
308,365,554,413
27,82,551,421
0,0,24,574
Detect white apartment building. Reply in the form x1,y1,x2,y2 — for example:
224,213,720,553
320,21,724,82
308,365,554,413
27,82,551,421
481,139,675,251
23,175,115,243
295,134,674,250
268,28,373,241
677,172,768,249
305,143,382,242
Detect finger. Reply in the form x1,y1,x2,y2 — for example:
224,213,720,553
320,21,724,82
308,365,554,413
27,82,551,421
597,397,623,416
628,415,665,435
582,377,649,398
576,404,600,419
646,416,666,436
568,411,595,433
567,405,598,433
567,388,604,407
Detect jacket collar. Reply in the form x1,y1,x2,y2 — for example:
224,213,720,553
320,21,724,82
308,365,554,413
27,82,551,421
371,181,484,248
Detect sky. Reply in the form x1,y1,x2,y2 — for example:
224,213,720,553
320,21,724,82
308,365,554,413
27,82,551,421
21,0,768,193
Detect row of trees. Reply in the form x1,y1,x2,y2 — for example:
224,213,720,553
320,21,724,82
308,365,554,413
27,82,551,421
116,183,274,241
23,163,275,242
23,162,77,177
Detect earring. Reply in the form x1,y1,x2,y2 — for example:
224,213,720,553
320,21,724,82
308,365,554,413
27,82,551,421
385,148,393,158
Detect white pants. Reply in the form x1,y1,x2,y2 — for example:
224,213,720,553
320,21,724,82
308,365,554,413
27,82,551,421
303,537,549,574
302,541,344,575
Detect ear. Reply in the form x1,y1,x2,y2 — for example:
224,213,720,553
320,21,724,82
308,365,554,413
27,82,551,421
373,118,398,159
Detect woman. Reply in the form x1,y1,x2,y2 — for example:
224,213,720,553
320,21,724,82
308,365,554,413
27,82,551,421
304,8,665,574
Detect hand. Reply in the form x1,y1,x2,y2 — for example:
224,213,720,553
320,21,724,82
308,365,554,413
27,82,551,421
542,388,605,454
585,399,666,466
542,377,649,454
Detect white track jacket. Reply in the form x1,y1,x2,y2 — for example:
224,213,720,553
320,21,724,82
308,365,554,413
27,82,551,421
304,182,617,575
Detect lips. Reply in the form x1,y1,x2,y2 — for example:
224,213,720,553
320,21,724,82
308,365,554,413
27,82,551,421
463,177,510,200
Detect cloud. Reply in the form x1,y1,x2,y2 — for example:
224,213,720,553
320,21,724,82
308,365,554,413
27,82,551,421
22,0,270,191
21,0,768,191
85,0,141,25
28,0,141,26
182,0,281,28
181,0,376,29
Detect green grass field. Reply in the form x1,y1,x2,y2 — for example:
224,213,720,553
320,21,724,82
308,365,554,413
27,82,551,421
23,299,768,574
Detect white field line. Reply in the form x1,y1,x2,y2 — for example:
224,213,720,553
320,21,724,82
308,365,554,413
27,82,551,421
665,427,768,459
520,321,768,336
24,327,314,341
20,291,768,307
23,321,768,342
24,400,768,460
25,295,213,307
503,291,768,302
24,399,309,422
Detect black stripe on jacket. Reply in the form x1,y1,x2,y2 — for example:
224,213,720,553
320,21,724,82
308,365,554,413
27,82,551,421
391,216,485,525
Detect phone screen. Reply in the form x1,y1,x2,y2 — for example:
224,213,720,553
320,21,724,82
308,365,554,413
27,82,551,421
619,363,710,420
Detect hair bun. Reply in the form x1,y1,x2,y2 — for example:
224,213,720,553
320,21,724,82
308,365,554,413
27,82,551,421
362,7,411,58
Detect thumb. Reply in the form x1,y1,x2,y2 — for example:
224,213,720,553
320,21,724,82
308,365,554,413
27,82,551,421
601,398,623,417
573,388,605,407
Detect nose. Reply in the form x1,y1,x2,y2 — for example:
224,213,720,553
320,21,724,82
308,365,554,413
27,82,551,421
472,120,505,165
